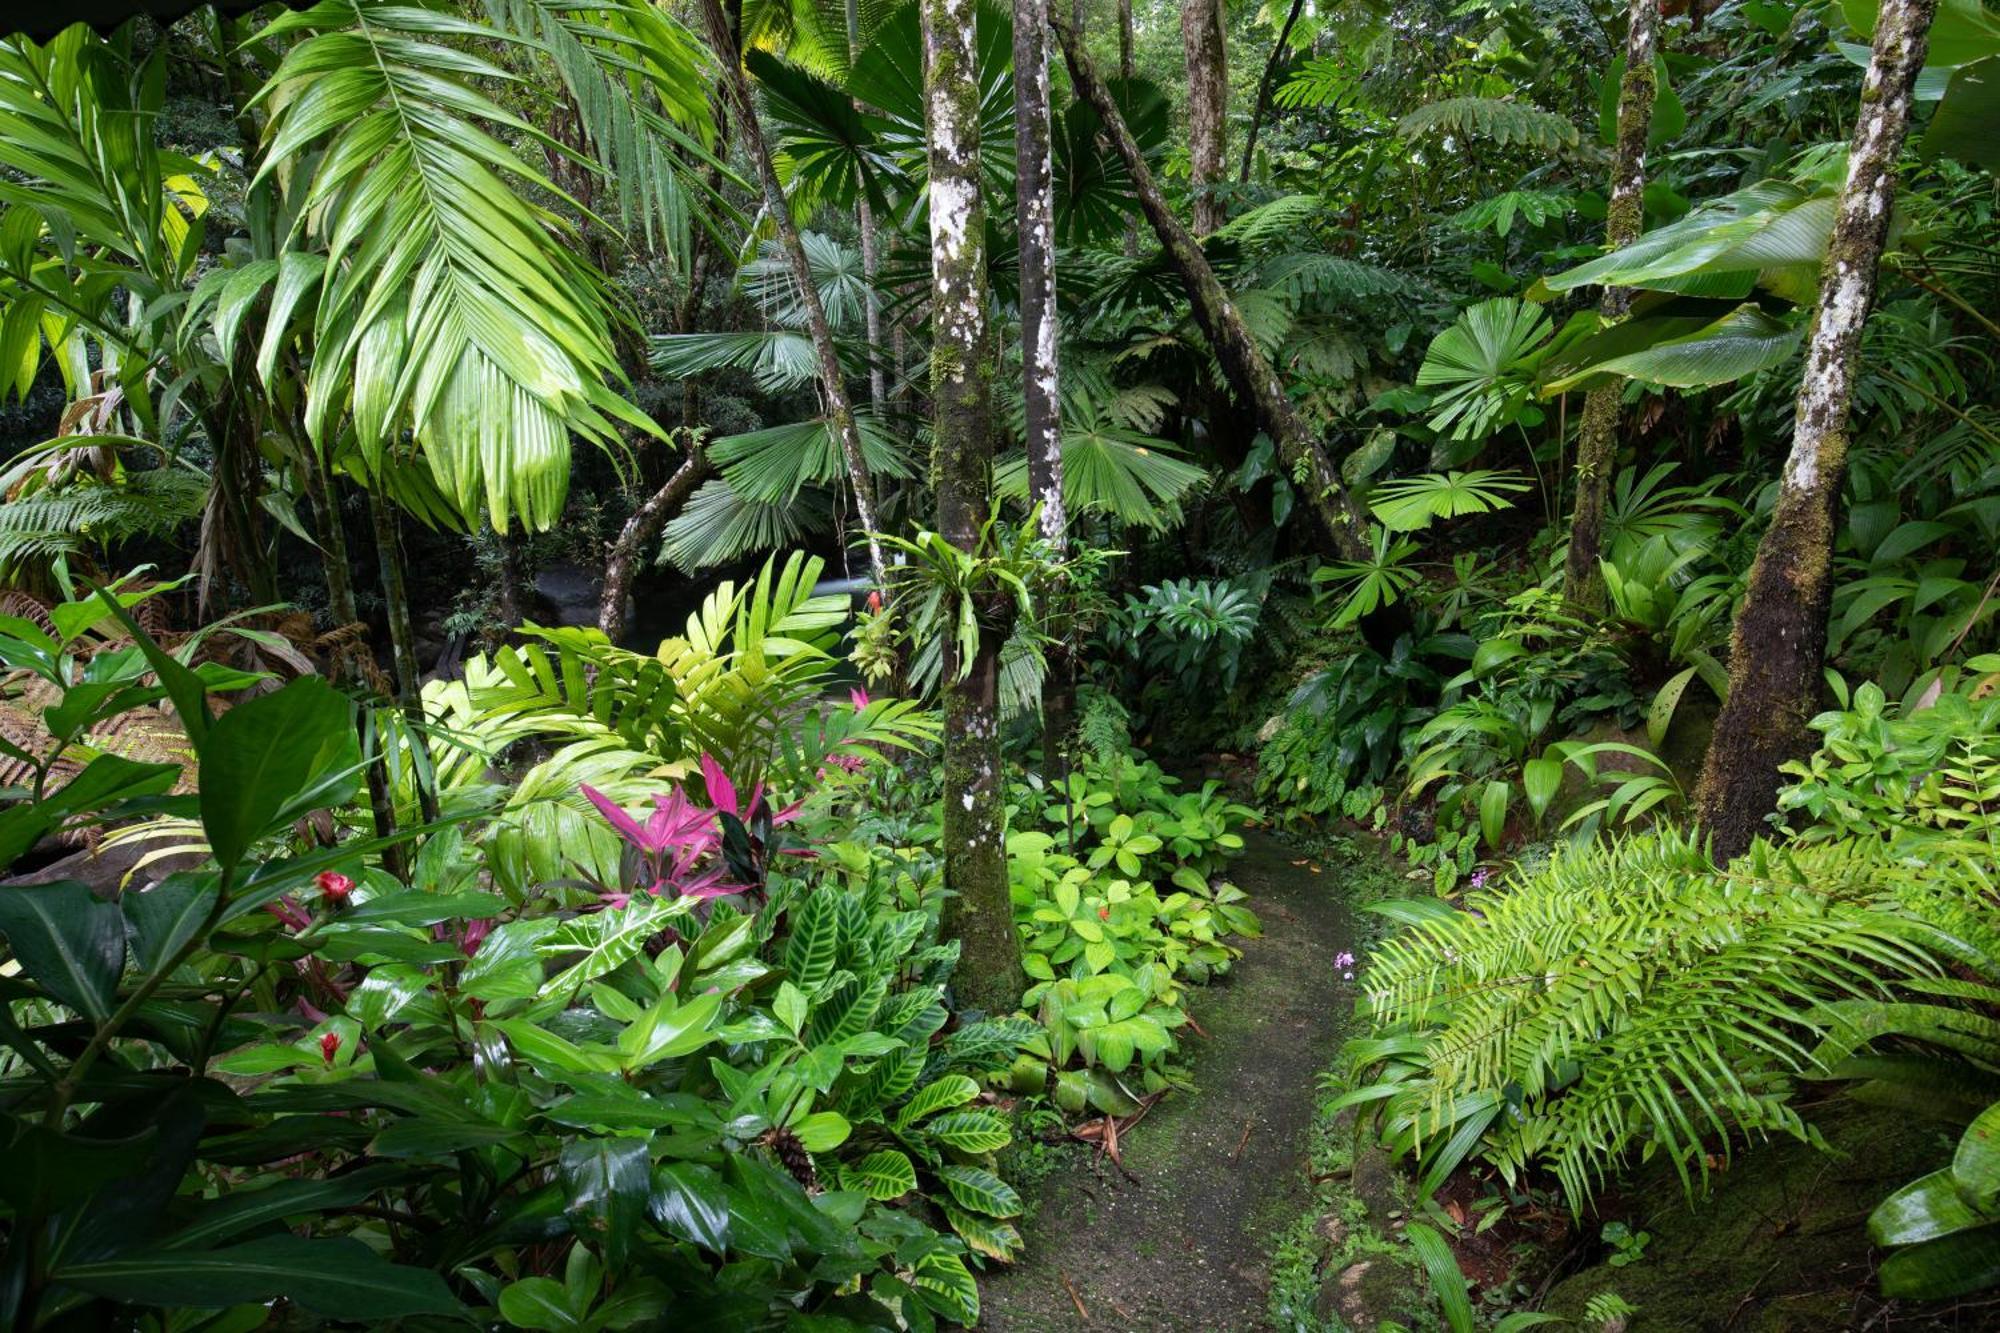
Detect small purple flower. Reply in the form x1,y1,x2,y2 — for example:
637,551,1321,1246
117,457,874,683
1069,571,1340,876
1469,868,1491,890
1335,951,1355,971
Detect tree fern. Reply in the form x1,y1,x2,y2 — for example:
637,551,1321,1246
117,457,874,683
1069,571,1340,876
0,470,205,577
1396,97,1580,153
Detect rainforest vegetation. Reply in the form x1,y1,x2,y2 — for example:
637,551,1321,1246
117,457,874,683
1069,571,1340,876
1,0,1998,1326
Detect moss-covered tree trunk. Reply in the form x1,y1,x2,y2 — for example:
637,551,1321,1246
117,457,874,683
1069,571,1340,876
699,0,887,585
1051,5,1376,566
1693,0,1936,859
1182,0,1230,235
928,0,1020,1015
1562,0,1659,610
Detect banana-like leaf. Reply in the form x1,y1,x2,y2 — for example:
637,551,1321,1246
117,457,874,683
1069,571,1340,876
1544,305,1800,392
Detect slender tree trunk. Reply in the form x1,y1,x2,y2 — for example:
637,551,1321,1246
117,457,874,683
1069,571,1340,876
1017,0,1074,772
927,0,1019,1015
306,449,405,877
1693,0,1936,859
1119,0,1134,82
598,446,713,641
367,490,440,826
1239,0,1305,183
847,0,892,410
1562,0,1659,610
698,0,888,585
1182,0,1230,235
1052,5,1376,565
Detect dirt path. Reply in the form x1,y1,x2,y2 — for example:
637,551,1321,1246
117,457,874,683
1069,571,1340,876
979,831,1360,1332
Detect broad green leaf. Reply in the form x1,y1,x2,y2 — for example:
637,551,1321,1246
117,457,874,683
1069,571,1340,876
936,1164,1021,1217
843,1150,918,1200
124,873,220,978
0,880,124,1019
197,678,359,872
55,1235,459,1318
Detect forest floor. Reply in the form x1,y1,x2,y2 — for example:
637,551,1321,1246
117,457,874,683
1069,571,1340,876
978,830,1362,1331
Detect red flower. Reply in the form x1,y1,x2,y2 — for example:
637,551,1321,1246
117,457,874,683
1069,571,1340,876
866,590,883,614
1098,906,1111,921
320,1032,341,1066
315,871,354,904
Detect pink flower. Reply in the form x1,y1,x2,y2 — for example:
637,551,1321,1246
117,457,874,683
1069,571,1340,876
320,1032,341,1066
315,871,354,904
1334,951,1355,970
1469,868,1491,890
849,687,871,711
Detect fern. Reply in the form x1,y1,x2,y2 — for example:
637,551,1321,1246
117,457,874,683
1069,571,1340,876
1396,97,1580,153
1350,830,1941,1209
0,470,205,576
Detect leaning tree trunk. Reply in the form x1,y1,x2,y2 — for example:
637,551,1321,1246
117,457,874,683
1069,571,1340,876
1051,5,1375,564
928,0,1020,1016
1016,0,1073,772
1693,0,1936,860
1182,0,1230,235
598,446,712,641
1562,0,1659,611
698,0,888,585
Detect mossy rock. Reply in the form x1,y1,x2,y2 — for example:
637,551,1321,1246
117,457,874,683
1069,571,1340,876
1541,1098,1968,1331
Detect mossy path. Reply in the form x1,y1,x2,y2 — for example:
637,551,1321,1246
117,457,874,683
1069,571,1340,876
979,831,1360,1331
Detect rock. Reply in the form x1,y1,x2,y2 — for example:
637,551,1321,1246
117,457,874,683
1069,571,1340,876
533,562,601,628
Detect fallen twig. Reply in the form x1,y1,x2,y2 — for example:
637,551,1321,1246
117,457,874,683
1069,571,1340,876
1059,1268,1090,1323
1230,1117,1254,1163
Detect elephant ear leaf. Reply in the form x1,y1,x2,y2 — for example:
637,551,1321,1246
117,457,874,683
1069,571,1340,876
0,880,125,1020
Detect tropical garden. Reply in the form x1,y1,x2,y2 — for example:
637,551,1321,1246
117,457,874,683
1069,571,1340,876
0,0,1997,1325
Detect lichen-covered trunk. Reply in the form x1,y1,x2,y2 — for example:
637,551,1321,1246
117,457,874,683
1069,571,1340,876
1563,0,1659,610
1693,0,1936,860
928,0,1019,1015
1051,5,1375,565
1015,0,1066,550
698,0,887,585
1016,0,1073,772
1182,0,1230,235
598,447,712,641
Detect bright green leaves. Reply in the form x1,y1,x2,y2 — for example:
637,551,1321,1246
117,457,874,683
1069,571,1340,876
1871,1100,2000,1298
0,880,124,1020
197,677,359,874
248,1,659,532
1369,471,1532,533
1415,298,1553,441
843,1149,920,1199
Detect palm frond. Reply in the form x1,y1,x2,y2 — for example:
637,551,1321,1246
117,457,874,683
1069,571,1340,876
710,414,916,503
251,0,655,532
658,478,834,571
994,408,1207,530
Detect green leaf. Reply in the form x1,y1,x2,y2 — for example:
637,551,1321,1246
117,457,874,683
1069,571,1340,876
124,873,220,978
197,678,359,872
912,1251,980,1325
649,1162,731,1251
1871,1168,1988,1245
1877,1223,2000,1299
843,1150,918,1200
786,890,841,991
498,1277,583,1331
0,880,124,1019
793,1110,851,1152
1405,1221,1476,1333
1522,758,1563,826
1647,666,1701,749
1955,1101,2000,1211
561,1138,650,1267
935,1164,1021,1217
924,1109,1012,1153
895,1075,982,1130
1547,305,1800,392
1478,779,1511,851
54,1235,460,1318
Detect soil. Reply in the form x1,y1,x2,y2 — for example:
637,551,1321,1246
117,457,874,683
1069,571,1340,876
977,831,1361,1331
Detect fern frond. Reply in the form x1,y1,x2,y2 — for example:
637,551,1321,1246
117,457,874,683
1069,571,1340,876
1396,98,1580,153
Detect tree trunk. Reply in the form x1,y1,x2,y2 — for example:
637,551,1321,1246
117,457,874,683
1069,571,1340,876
1051,5,1376,565
1562,0,1659,611
698,0,888,585
306,450,405,877
1182,0,1230,235
1239,0,1306,184
848,0,892,410
598,446,713,642
1693,0,1936,860
927,0,1020,1015
1017,0,1073,773
1016,0,1067,550
367,490,441,826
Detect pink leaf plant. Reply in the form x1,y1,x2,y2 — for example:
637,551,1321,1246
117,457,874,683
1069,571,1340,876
580,780,740,908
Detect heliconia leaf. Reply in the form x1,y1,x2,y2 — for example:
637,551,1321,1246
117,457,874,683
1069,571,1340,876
1546,305,1800,392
